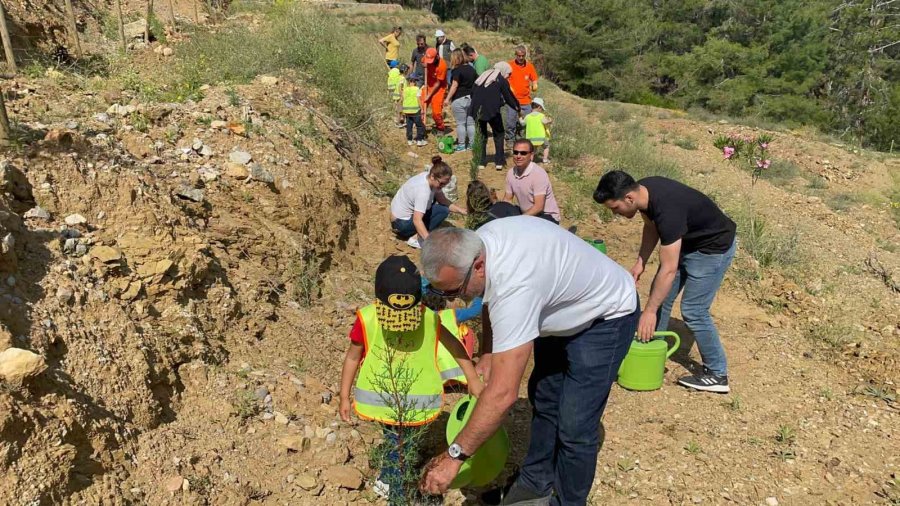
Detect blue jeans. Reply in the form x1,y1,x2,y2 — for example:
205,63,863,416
390,204,450,239
450,96,475,148
518,299,640,505
656,239,736,376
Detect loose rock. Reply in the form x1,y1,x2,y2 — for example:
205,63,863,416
249,164,274,183
175,185,205,203
64,214,87,226
296,474,317,490
229,150,253,165
24,206,51,221
322,466,363,490
0,348,47,385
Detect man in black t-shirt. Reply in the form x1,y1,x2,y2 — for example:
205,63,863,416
594,171,737,393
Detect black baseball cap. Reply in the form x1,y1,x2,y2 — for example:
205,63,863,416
374,255,423,331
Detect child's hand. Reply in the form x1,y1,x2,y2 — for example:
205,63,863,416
468,378,485,398
339,396,352,422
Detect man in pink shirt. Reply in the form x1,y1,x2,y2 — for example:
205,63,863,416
504,139,561,224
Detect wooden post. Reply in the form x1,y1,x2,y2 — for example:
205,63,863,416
193,0,200,24
168,0,177,30
0,1,17,73
0,87,10,145
64,0,83,59
114,0,127,52
145,0,154,43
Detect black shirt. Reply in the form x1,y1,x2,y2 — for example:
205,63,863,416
470,75,519,121
639,177,736,254
451,64,477,100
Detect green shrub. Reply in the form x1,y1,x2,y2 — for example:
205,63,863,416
731,205,799,268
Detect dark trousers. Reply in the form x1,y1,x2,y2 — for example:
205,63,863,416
391,204,450,239
518,299,640,505
405,113,425,141
478,114,506,166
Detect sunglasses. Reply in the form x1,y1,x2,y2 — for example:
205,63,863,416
512,150,532,155
427,258,476,298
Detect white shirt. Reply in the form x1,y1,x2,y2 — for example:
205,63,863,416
477,216,637,353
390,172,435,221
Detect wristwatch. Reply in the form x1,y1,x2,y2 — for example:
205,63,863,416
447,442,471,461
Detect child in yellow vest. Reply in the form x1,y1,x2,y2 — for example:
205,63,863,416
339,255,482,502
401,73,428,147
387,63,407,128
521,97,553,164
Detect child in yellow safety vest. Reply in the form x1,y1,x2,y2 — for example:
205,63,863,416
339,255,482,502
521,97,553,164
387,64,407,128
401,73,428,147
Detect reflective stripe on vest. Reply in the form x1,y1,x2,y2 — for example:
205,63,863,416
525,112,547,145
402,85,421,113
353,304,442,425
387,70,403,93
436,309,467,385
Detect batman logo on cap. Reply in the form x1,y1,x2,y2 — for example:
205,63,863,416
387,293,416,309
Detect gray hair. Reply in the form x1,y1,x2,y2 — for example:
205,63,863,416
493,61,512,78
515,44,527,54
421,228,485,281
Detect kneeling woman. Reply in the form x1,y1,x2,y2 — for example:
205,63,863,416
390,156,467,249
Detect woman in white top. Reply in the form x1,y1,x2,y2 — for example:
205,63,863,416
390,156,467,249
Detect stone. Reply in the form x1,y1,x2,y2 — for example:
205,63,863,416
323,466,363,490
325,432,337,444
64,214,87,226
90,245,122,263
124,19,148,40
249,164,274,183
24,206,51,220
191,138,204,151
296,474,317,490
274,411,289,425
278,435,311,453
107,104,136,116
199,145,214,157
94,113,110,123
765,498,779,506
120,281,142,301
259,75,279,86
321,391,333,404
164,475,184,495
5,276,15,287
253,386,269,400
229,150,252,165
162,47,174,57
224,162,249,179
0,348,47,385
56,286,74,304
210,120,228,129
175,185,205,203
198,167,220,182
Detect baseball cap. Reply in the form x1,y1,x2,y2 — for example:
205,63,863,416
422,47,438,64
531,97,546,110
388,60,399,69
374,255,423,332
435,29,446,37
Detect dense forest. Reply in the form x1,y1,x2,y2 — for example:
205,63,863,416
378,0,899,151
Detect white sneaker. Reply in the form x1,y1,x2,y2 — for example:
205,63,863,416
407,140,414,146
406,236,420,249
373,479,390,499
416,140,427,147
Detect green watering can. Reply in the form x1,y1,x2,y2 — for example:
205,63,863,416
585,238,607,254
437,134,456,155
617,331,680,391
446,395,510,488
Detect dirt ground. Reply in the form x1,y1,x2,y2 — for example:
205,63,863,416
0,2,897,506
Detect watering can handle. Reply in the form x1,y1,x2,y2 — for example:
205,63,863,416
653,331,681,358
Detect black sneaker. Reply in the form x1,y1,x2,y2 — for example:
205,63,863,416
677,368,730,393
481,469,551,505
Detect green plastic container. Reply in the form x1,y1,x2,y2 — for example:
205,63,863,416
585,238,607,255
437,135,456,155
617,331,680,391
446,395,510,488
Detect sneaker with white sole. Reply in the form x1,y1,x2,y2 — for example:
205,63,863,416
406,236,420,249
677,368,730,393
416,140,427,147
407,140,414,146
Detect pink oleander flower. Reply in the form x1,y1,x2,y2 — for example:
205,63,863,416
760,142,769,150
756,159,771,169
723,146,735,159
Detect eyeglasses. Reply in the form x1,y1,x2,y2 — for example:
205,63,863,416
512,150,532,155
427,257,476,298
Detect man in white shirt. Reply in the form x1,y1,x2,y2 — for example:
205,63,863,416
418,217,639,504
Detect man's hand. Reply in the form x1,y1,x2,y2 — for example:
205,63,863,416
475,353,493,382
637,311,657,343
630,259,645,283
419,452,462,496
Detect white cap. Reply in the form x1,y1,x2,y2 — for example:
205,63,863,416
532,97,546,110
435,29,445,37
